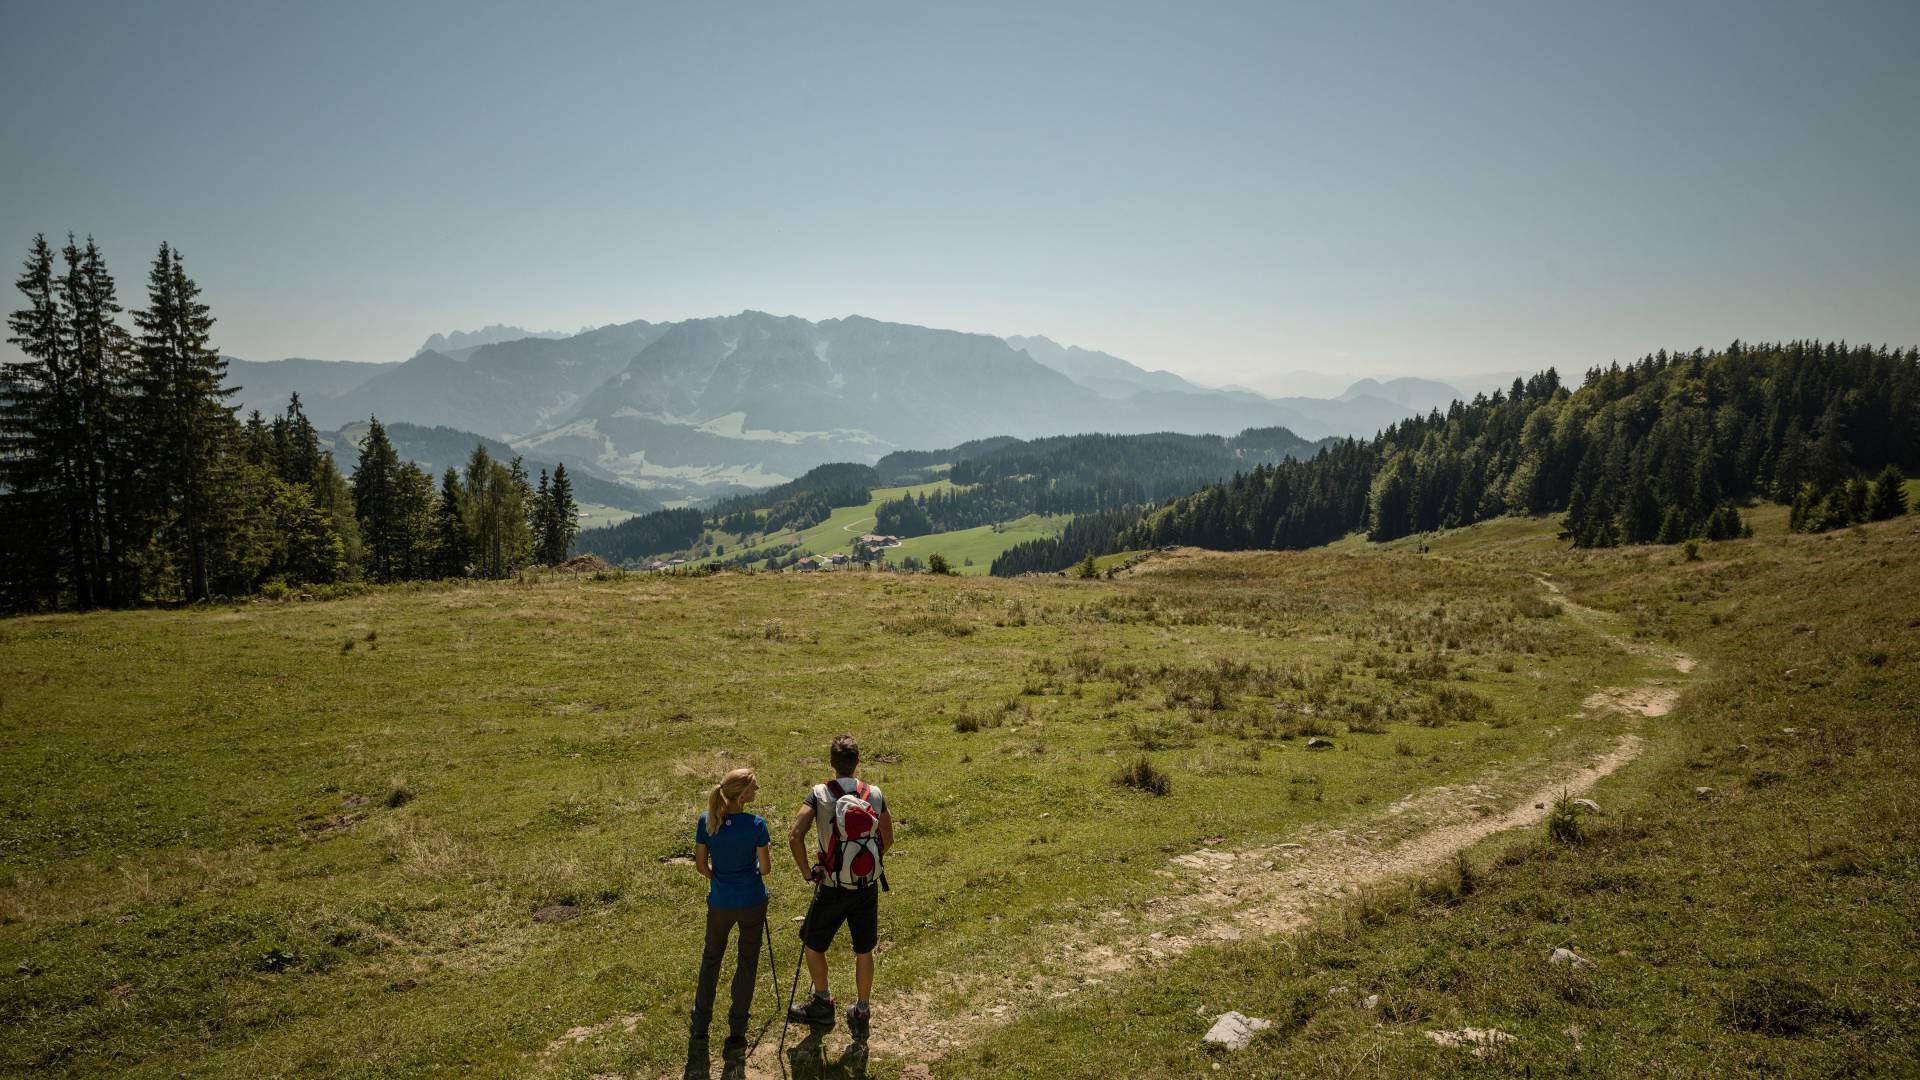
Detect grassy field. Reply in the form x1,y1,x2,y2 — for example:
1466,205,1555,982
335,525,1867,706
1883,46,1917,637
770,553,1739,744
1,527,1650,1077
687,481,1067,575
3,509,1915,1078
945,515,1920,1078
575,502,640,532
690,480,957,568
886,514,1070,575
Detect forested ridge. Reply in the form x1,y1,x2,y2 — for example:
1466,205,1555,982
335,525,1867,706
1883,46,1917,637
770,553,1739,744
576,428,1334,566
876,428,1330,539
1,234,583,611
992,343,1915,574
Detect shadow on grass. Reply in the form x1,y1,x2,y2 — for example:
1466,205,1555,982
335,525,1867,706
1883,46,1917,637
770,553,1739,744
785,1025,868,1080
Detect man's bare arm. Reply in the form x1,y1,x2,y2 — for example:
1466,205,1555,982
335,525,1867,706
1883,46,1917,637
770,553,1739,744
789,803,817,880
877,809,893,856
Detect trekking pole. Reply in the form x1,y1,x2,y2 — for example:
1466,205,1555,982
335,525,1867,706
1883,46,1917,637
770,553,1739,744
759,909,779,1053
778,880,822,1074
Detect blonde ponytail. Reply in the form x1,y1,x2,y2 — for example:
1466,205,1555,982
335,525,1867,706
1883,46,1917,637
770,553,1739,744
705,767,758,832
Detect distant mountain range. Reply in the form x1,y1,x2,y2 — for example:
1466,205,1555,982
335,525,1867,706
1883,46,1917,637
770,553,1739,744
418,324,572,354
222,314,1467,502
226,357,398,422
319,421,662,514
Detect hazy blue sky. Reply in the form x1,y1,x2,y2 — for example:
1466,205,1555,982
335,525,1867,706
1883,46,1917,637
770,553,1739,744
4,1,1916,390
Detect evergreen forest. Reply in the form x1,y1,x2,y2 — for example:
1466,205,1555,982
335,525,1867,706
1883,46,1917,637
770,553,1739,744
992,344,1915,574
1,234,582,612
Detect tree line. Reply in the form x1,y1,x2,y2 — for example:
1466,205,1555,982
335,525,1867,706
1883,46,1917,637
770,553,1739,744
875,429,1333,541
992,343,1915,573
2,234,581,612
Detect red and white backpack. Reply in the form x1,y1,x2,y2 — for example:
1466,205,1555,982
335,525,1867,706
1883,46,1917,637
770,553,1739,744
816,778,883,890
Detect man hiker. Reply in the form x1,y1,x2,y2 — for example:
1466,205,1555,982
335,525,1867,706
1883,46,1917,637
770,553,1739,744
786,733,893,1039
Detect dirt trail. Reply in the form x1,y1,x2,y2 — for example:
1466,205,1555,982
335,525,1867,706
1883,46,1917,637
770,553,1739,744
600,573,1695,1080
1534,573,1695,674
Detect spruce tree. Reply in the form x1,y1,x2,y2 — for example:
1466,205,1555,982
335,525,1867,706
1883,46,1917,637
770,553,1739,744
56,236,143,605
241,409,272,465
311,451,362,573
271,393,322,486
1844,475,1871,524
547,463,578,562
1655,505,1688,544
434,468,469,577
1,234,71,609
1868,465,1908,520
506,455,534,571
397,462,437,580
353,418,405,581
463,445,499,577
533,468,554,564
132,243,237,601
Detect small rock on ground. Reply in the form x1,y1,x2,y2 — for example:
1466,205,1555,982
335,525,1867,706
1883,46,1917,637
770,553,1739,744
1426,1028,1517,1057
1202,1011,1272,1051
1548,947,1593,969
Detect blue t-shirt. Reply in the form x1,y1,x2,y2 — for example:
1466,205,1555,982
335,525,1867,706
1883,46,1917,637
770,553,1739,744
695,812,770,909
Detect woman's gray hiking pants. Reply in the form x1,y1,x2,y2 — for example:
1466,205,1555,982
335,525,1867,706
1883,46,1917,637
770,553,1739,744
692,900,767,1032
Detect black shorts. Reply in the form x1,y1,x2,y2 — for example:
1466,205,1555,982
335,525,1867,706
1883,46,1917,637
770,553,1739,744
800,884,879,955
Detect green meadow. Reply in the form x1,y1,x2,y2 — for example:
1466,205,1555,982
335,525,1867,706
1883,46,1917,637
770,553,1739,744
3,510,1915,1078
691,480,958,568
884,513,1069,574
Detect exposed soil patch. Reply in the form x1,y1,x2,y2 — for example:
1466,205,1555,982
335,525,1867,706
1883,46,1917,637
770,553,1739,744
1584,686,1682,717
541,1013,641,1058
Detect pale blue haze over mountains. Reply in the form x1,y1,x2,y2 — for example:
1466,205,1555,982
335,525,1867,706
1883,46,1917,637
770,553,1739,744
3,1,1916,390
217,312,1451,500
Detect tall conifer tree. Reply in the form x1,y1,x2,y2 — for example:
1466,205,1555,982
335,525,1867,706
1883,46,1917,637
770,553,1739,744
1,234,71,608
353,418,405,581
132,243,236,601
434,468,469,577
62,236,142,605
548,463,578,562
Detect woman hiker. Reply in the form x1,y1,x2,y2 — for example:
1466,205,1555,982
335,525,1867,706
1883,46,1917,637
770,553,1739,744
690,766,772,1051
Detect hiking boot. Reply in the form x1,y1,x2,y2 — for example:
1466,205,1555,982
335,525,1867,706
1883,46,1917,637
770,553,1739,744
721,1031,748,1057
787,994,835,1027
846,1002,871,1041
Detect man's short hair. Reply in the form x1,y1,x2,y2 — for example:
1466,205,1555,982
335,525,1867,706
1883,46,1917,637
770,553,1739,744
830,734,859,776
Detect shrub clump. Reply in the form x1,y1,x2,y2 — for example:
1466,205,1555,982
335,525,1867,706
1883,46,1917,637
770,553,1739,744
1114,756,1173,796
1545,795,1585,845
1721,975,1835,1035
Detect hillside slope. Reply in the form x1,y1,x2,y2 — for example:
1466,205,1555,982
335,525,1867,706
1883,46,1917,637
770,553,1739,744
942,514,1920,1078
